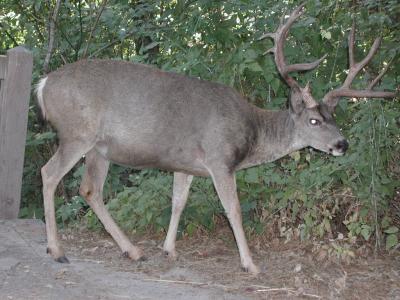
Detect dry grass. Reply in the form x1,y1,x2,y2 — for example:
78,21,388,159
61,224,400,300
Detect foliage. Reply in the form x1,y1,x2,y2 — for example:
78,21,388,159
1,0,398,250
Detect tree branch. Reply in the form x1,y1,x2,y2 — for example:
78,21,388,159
82,0,108,59
88,31,135,58
367,58,393,90
43,0,62,74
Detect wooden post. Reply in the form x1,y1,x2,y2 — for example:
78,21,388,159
0,47,33,219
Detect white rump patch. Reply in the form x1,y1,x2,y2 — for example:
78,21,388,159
35,77,48,120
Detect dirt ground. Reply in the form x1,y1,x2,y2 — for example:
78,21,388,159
2,219,246,300
1,219,399,299
61,223,400,300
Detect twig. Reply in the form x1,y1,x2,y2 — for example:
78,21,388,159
251,284,272,289
302,293,323,299
88,31,135,58
253,286,322,299
255,287,296,293
82,0,108,58
69,258,105,264
142,278,207,286
59,53,67,64
43,0,62,73
57,25,75,50
367,58,393,90
77,0,84,58
141,278,230,291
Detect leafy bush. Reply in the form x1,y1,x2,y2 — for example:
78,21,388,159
1,0,397,250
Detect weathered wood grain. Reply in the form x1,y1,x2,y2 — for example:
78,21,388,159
0,47,33,219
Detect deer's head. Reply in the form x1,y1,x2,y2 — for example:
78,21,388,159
259,3,395,156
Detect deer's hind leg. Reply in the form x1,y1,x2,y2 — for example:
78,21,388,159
42,140,94,262
79,149,143,260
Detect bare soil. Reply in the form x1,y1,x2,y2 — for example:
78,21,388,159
61,225,400,300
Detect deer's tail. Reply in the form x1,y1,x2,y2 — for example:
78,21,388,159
35,77,48,120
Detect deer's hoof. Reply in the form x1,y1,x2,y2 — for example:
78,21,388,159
122,248,145,261
241,264,261,276
163,250,178,262
55,255,70,264
47,246,68,263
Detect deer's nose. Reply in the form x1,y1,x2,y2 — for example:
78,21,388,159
335,139,349,153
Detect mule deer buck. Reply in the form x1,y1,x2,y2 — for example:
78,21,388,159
37,4,395,274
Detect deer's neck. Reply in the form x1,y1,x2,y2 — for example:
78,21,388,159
238,108,303,170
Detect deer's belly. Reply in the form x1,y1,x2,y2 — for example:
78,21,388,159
94,139,210,176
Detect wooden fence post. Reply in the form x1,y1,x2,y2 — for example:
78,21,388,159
0,46,33,219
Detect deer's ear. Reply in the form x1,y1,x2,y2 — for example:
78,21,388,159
289,87,304,114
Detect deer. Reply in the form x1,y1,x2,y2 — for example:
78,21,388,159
36,4,395,275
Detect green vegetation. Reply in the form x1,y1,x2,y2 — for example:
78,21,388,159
1,0,399,251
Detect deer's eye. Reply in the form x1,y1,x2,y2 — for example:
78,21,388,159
309,118,321,126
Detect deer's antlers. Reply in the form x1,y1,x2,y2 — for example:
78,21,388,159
259,4,396,110
259,3,326,91
322,22,396,108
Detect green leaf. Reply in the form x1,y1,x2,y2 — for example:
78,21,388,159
360,207,369,218
145,210,153,222
381,216,391,229
290,151,301,162
386,234,398,250
186,223,197,236
243,49,257,61
384,226,399,234
246,62,263,73
271,78,280,93
321,29,332,40
241,201,256,213
263,71,274,83
107,198,120,210
361,225,371,241
244,168,259,183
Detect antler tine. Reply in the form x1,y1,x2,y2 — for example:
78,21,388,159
286,55,327,73
323,24,396,108
258,3,306,41
348,21,356,68
341,37,382,89
259,3,326,89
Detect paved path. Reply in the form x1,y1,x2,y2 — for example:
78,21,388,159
0,219,248,300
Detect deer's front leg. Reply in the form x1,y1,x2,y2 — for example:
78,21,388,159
163,172,193,260
210,169,260,275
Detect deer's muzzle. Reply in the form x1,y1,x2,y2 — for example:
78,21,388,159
329,139,349,156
